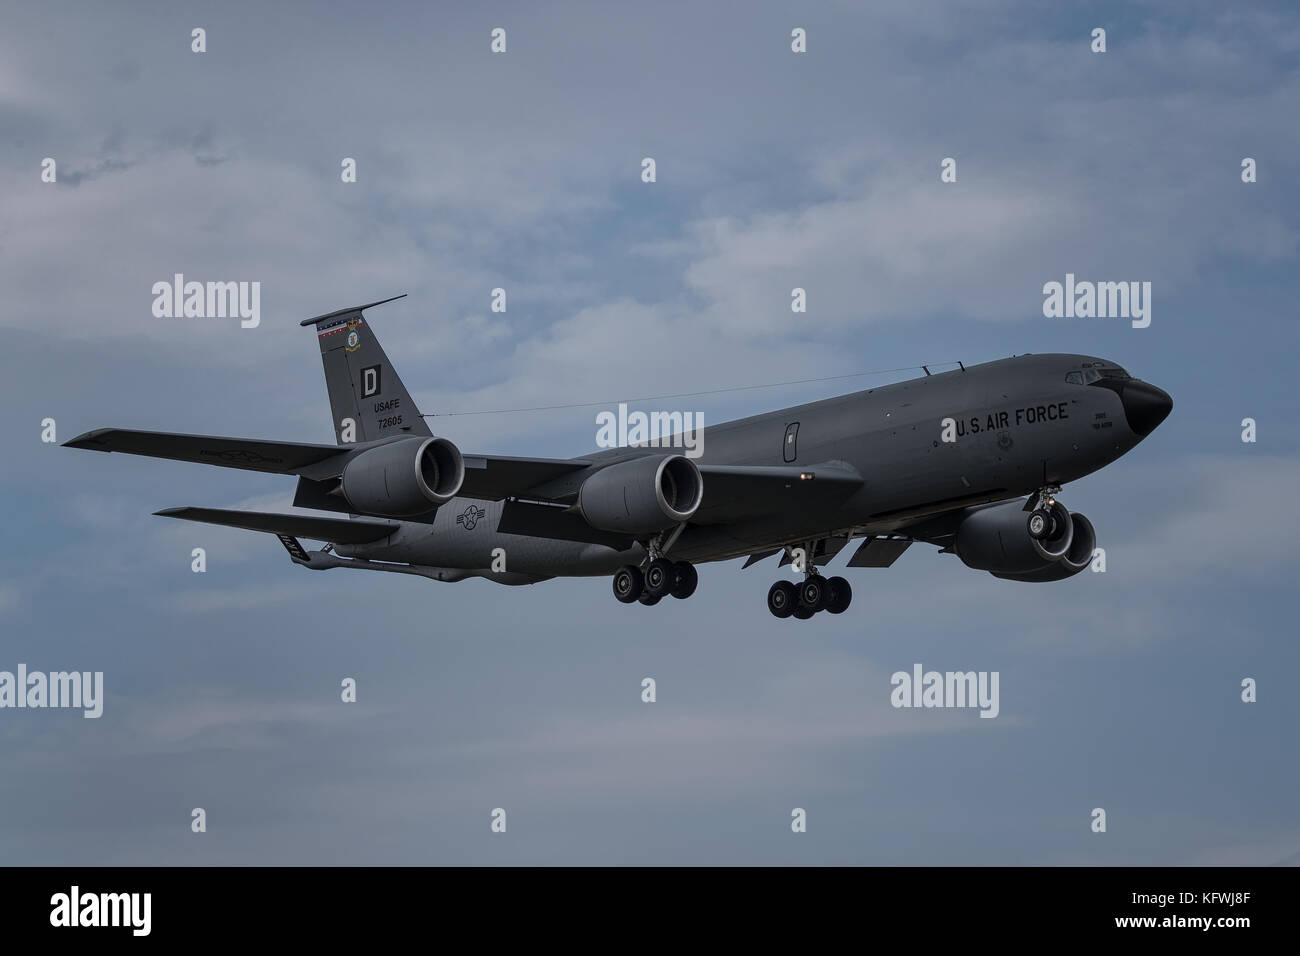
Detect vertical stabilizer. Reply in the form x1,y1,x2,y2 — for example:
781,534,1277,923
299,294,432,444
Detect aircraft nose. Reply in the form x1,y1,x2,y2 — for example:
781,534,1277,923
1121,380,1173,437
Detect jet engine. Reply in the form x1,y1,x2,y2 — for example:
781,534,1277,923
340,436,464,517
954,498,1094,580
578,454,703,535
991,513,1096,582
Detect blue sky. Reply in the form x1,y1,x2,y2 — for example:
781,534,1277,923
1,0,1298,864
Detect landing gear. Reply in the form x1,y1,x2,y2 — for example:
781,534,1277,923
1026,484,1064,540
766,543,854,621
643,557,676,600
612,558,698,606
798,575,828,612
670,561,698,600
612,565,644,604
825,576,852,614
767,580,797,618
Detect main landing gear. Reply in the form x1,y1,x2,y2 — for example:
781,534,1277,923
612,525,698,607
612,559,697,605
766,545,852,620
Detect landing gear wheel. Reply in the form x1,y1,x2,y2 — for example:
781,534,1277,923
792,606,815,620
799,575,828,612
643,558,675,599
767,580,797,618
638,591,662,606
826,576,852,614
670,561,698,600
1027,508,1053,540
612,565,644,604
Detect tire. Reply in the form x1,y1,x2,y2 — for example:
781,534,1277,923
767,580,797,618
638,591,661,606
826,576,852,614
670,561,698,600
792,606,815,620
799,575,827,612
644,558,675,599
1027,508,1052,540
612,565,643,604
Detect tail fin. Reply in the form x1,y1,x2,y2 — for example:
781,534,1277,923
300,295,432,444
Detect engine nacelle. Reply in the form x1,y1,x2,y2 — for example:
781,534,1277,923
340,436,464,517
954,499,1074,575
578,454,703,535
992,513,1097,582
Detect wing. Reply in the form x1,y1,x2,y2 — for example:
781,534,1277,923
491,459,865,547
459,454,593,500
65,428,347,478
693,461,864,524
70,427,867,538
66,427,593,497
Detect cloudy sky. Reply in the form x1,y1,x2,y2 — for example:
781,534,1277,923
2,0,1298,864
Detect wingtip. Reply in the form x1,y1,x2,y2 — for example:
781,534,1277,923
153,508,187,518
62,428,113,449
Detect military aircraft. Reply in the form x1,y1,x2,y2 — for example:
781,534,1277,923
65,295,1172,620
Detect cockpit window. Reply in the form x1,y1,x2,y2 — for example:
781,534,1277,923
1077,366,1130,384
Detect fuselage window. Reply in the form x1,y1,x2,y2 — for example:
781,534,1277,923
1065,371,1084,385
783,422,799,462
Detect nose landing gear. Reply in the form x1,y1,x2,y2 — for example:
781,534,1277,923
1025,485,1062,539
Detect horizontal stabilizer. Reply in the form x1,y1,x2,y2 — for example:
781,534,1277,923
299,294,407,327
65,429,347,478
154,507,398,544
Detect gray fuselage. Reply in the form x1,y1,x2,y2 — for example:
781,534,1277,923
338,353,1165,583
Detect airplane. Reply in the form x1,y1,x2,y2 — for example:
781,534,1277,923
64,294,1172,621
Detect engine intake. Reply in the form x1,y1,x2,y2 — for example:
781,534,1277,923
340,436,464,517
578,454,703,535
992,513,1097,582
955,499,1074,575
